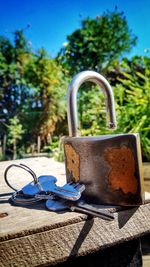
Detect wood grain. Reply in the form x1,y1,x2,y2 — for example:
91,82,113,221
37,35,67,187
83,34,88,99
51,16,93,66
0,157,150,267
0,204,150,266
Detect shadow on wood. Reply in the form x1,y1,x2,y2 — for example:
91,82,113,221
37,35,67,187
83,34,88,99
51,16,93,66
68,218,94,258
118,206,139,228
58,238,142,267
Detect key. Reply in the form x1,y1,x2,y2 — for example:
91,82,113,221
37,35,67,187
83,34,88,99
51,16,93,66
72,201,114,221
48,182,85,200
46,198,67,211
4,163,58,205
70,206,114,221
10,176,57,206
35,193,55,200
5,163,86,205
4,163,58,196
35,182,85,201
46,198,114,221
22,175,57,196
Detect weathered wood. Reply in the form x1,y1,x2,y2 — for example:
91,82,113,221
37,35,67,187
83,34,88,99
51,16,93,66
0,157,150,267
0,204,150,266
143,162,150,179
143,163,150,193
57,238,142,267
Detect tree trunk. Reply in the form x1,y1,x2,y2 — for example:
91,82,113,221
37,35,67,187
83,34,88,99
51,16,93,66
2,134,7,159
37,136,41,154
13,140,17,160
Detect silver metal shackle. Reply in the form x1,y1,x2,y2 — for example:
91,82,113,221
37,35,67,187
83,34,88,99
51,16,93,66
67,70,117,136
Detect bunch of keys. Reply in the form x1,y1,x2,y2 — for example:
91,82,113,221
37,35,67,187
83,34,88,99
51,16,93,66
4,163,114,221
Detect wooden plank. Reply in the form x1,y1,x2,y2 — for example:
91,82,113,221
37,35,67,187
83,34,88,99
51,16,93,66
0,203,150,266
143,163,150,192
143,162,150,179
0,158,150,267
55,239,143,267
0,157,149,241
143,255,150,267
0,158,85,241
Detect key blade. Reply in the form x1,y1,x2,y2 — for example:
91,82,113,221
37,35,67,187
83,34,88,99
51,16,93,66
48,184,82,201
76,201,114,220
35,193,54,200
70,206,114,221
73,183,85,193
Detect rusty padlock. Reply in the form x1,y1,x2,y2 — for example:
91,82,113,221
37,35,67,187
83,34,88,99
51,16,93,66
63,70,144,206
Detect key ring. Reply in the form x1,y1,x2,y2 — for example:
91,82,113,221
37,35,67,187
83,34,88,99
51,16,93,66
10,191,42,205
4,163,38,192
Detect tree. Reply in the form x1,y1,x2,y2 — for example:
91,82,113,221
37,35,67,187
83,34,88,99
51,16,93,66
0,30,68,159
77,56,150,161
24,48,68,143
114,56,150,161
0,30,31,123
7,116,24,159
58,9,137,75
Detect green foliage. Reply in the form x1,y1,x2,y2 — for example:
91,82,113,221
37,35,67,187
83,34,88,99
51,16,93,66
0,13,150,162
0,30,32,124
7,116,24,159
77,83,106,134
7,116,24,145
0,30,68,158
77,56,150,161
23,48,68,142
43,136,65,162
58,9,137,75
52,139,65,162
114,56,150,160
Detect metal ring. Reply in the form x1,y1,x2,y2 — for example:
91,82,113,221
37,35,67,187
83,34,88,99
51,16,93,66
4,164,38,191
10,191,42,205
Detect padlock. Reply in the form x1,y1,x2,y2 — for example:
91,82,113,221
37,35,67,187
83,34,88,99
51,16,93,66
63,70,144,206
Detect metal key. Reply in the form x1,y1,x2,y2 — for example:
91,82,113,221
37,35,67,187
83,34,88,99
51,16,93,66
35,182,85,201
5,163,58,205
72,201,114,220
47,182,85,201
4,163,58,196
22,175,57,196
46,198,114,221
10,174,58,205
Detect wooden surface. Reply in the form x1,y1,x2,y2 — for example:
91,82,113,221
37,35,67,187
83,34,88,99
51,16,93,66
56,238,143,267
0,157,150,267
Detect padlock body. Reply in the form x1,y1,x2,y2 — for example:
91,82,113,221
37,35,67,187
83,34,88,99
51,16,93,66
64,134,144,206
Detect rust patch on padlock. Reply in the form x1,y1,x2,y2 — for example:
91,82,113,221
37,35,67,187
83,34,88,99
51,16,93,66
104,146,137,194
65,144,80,182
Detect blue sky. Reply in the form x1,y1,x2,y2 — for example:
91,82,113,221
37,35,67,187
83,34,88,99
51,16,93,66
0,0,150,58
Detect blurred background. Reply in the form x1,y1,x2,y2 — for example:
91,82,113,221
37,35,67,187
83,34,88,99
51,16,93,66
0,0,150,162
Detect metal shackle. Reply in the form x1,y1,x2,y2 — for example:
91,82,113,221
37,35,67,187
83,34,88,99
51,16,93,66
67,70,117,136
